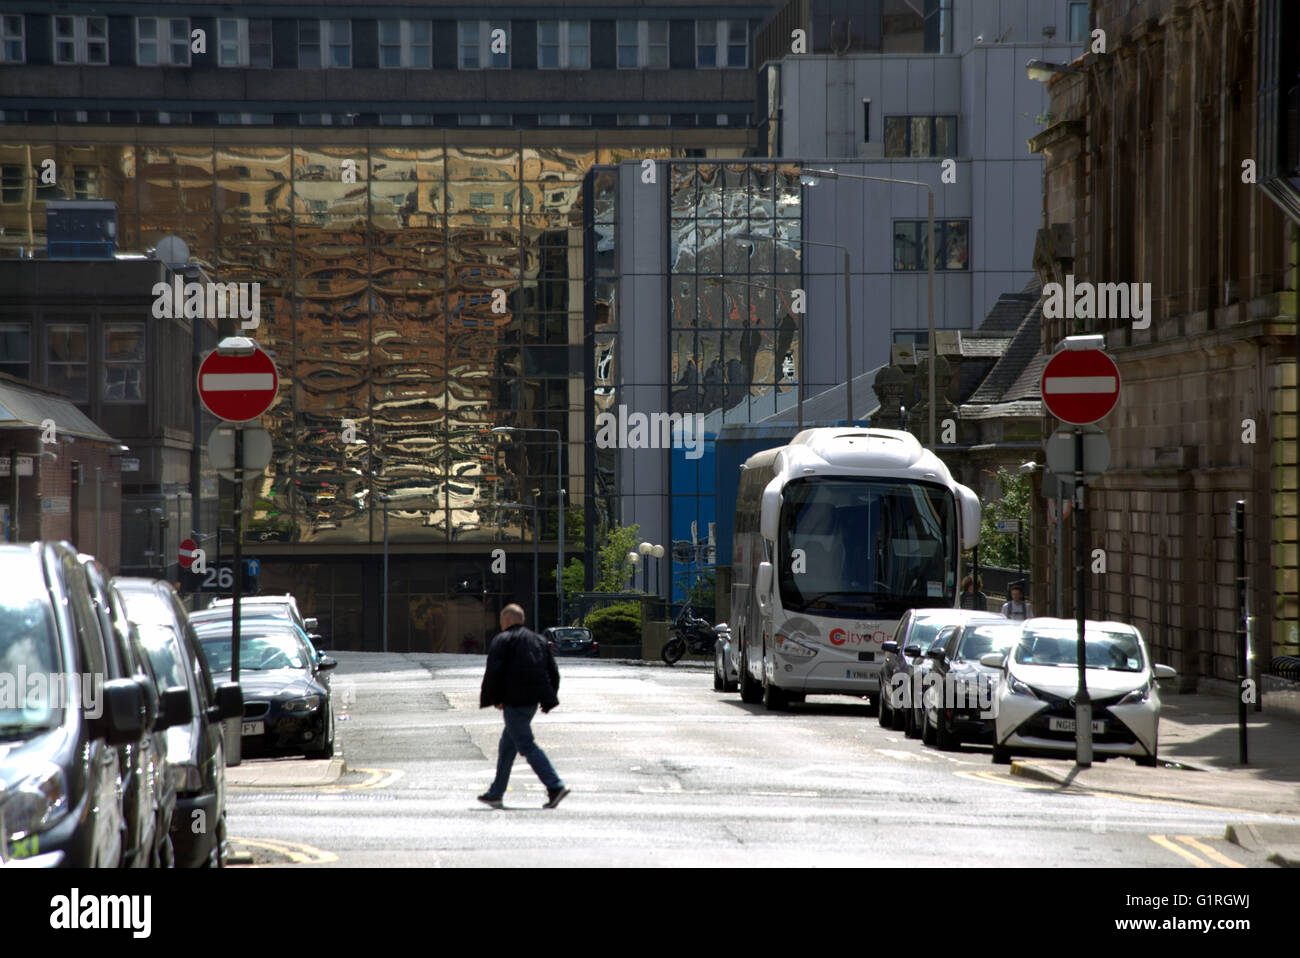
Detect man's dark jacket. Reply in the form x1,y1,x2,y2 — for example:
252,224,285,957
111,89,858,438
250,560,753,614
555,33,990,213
479,624,561,711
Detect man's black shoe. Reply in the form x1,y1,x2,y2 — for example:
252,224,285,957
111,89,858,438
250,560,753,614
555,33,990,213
477,792,503,809
543,786,570,809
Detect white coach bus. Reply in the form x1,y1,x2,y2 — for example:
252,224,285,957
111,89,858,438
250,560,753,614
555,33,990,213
731,428,981,710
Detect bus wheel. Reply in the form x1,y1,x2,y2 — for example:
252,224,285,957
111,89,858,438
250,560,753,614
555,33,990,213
739,650,763,704
762,667,787,712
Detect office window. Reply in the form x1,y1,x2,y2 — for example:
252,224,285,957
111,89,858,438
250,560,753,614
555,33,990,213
538,21,589,69
326,20,351,68
458,21,510,69
379,20,432,68
1,15,24,64
884,115,957,157
249,20,272,68
217,18,246,66
617,114,669,126
696,19,747,68
1069,2,1090,43
1,164,21,203
893,220,969,271
0,323,30,378
103,324,145,402
137,18,191,66
299,20,321,68
538,114,590,126
458,114,511,126
47,324,89,402
379,113,431,126
73,166,98,199
54,15,108,65
218,112,273,124
617,20,668,68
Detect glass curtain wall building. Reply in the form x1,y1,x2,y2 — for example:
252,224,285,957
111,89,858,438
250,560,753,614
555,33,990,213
0,133,686,650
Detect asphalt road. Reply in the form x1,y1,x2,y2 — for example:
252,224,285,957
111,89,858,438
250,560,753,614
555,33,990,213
227,652,1294,867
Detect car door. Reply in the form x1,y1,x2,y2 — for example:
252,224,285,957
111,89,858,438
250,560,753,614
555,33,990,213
60,551,124,867
171,591,225,817
924,624,962,726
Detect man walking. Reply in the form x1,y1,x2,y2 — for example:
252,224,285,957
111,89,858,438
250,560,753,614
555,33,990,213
478,604,570,809
1000,581,1033,621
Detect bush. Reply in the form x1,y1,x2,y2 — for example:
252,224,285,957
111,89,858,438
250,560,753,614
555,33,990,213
583,601,642,647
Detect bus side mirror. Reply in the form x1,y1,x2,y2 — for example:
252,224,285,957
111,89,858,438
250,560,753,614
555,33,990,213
956,484,981,551
759,479,783,542
756,562,773,612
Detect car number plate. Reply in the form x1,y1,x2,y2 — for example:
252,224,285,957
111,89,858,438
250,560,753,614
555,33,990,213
241,721,265,736
1048,717,1105,733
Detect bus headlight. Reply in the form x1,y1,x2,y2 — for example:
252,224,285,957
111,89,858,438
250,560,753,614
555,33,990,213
775,633,817,659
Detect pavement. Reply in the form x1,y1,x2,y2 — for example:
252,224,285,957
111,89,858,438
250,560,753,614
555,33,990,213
226,755,347,788
1007,689,1300,866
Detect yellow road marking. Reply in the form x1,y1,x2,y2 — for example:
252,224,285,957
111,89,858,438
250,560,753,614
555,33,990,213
230,836,338,864
319,766,405,791
1149,834,1211,867
1175,835,1246,869
953,769,1058,790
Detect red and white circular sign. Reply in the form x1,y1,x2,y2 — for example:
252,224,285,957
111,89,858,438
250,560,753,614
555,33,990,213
179,538,198,569
197,346,279,423
1041,349,1120,425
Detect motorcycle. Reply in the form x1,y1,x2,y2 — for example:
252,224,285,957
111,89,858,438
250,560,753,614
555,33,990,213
662,605,730,666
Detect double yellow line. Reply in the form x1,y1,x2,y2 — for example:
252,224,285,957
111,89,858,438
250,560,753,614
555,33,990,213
230,836,338,865
1148,835,1244,868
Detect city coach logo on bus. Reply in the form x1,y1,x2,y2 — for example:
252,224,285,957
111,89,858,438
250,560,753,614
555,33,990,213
828,627,889,647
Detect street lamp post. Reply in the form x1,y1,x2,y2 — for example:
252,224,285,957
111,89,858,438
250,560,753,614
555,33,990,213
739,231,854,425
652,543,665,595
492,426,563,626
379,493,390,653
627,550,641,592
802,169,937,447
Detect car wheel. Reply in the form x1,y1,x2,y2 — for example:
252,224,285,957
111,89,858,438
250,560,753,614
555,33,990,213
905,706,922,739
936,711,958,751
1135,748,1158,768
306,705,336,759
921,706,936,746
714,652,725,691
739,648,763,704
992,744,1012,765
877,683,892,727
891,697,908,732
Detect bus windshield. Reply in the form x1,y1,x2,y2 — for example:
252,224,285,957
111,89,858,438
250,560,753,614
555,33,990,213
777,477,956,617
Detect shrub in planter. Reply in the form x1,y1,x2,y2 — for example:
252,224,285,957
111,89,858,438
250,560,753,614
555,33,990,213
583,601,642,646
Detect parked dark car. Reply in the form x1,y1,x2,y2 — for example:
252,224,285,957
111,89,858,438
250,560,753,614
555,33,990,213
543,627,599,658
879,609,1005,733
920,620,1025,750
79,555,187,868
113,577,242,868
190,606,325,668
203,594,325,656
0,542,150,867
192,620,337,758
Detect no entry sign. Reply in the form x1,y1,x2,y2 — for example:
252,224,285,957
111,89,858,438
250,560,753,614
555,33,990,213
179,538,198,569
197,345,279,422
1040,348,1120,425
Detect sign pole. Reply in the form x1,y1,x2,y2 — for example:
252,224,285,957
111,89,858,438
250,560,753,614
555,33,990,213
1235,499,1248,764
1074,427,1092,767
231,426,242,686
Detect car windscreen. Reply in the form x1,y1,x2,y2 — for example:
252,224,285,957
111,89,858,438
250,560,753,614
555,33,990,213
0,554,64,731
1014,629,1145,672
116,587,177,628
551,629,590,640
196,629,309,672
957,624,1023,660
135,625,190,691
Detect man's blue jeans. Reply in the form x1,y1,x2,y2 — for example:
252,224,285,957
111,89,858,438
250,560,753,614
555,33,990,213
486,704,563,798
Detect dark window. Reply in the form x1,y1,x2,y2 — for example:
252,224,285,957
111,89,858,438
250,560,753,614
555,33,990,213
249,20,272,67
884,115,957,157
1069,3,1090,44
0,323,30,378
893,220,969,271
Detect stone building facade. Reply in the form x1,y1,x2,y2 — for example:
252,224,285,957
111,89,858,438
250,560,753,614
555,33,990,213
1028,0,1298,681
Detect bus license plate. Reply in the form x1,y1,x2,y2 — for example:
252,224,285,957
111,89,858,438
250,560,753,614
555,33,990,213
1049,717,1105,733
242,721,265,736
846,669,874,679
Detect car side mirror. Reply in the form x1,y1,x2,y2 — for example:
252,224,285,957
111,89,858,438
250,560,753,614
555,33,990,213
102,678,147,745
924,648,946,660
881,641,899,655
208,682,244,723
318,656,338,671
903,645,922,657
980,652,1006,669
154,686,193,731
304,617,319,631
1153,664,1177,680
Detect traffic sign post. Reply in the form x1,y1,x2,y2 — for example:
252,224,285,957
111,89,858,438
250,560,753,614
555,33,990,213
1042,338,1123,769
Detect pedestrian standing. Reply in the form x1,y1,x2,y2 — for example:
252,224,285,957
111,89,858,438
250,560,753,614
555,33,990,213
477,603,570,809
1001,582,1033,621
959,574,986,611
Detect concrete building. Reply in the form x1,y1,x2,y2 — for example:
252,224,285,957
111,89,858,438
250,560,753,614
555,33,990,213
1027,0,1298,679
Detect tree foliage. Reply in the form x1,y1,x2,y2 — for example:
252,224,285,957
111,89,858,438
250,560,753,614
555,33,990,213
595,521,642,593
973,467,1031,571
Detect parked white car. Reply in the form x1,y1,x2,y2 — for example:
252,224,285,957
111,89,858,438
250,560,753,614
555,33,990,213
981,618,1176,767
